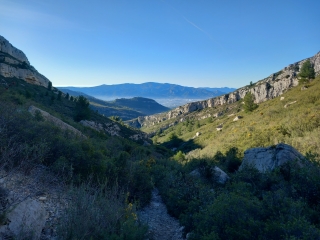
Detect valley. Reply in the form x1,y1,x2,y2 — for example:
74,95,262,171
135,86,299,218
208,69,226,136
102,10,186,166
1,33,320,240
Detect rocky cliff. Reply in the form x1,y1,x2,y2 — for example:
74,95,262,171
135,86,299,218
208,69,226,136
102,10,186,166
0,35,50,87
126,51,320,128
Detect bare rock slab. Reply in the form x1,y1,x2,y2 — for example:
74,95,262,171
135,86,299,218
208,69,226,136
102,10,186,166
0,198,47,240
239,143,305,172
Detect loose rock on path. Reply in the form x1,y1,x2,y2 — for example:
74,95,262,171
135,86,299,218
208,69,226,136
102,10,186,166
139,189,185,240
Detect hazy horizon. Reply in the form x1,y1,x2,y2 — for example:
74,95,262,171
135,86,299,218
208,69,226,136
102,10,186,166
1,0,319,88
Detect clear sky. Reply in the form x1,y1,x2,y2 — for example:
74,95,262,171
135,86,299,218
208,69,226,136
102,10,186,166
1,0,319,88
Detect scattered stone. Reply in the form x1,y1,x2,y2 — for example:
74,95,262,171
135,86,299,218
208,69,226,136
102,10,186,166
239,143,305,172
284,101,297,108
38,196,47,201
138,189,185,240
213,112,223,118
280,97,285,101
213,166,229,184
196,132,201,137
216,125,223,131
233,116,242,121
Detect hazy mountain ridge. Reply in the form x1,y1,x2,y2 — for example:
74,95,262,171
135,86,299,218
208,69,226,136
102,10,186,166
59,82,235,100
126,51,320,129
59,88,170,120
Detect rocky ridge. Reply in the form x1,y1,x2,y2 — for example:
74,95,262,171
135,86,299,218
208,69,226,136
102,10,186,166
126,51,320,129
0,36,50,88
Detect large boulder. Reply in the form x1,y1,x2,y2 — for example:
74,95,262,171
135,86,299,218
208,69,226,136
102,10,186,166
0,198,47,239
239,143,305,172
190,166,229,184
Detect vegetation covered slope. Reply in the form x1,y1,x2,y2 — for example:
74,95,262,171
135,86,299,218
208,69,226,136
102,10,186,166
145,75,320,160
0,75,172,239
146,76,320,239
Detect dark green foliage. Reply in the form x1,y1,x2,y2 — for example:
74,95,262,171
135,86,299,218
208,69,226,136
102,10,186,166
65,92,69,100
74,95,91,122
298,59,315,84
25,89,32,99
47,81,52,91
57,183,147,240
57,91,62,101
152,149,320,240
243,92,258,112
163,133,183,149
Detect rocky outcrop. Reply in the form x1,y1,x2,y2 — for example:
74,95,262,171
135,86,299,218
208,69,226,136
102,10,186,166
239,143,305,172
80,120,121,136
0,198,47,240
0,35,50,88
126,51,320,128
28,105,86,138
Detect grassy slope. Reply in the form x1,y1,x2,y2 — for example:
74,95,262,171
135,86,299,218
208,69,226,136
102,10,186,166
147,76,320,159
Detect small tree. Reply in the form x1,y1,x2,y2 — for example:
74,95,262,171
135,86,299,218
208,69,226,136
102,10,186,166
57,91,62,101
65,93,70,100
47,81,52,91
243,92,258,112
74,96,91,122
298,59,315,84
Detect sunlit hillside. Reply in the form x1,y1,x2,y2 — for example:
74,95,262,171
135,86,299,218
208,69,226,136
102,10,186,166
146,75,320,160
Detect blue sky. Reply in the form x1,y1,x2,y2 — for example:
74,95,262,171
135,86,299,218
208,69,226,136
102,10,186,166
0,0,319,88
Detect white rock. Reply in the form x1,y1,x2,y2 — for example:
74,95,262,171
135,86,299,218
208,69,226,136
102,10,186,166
239,143,305,173
233,116,242,121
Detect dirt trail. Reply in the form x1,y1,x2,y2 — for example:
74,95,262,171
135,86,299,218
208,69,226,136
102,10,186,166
138,189,185,240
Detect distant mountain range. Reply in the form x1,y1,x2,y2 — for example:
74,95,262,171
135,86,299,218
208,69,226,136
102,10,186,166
59,83,236,100
59,89,169,120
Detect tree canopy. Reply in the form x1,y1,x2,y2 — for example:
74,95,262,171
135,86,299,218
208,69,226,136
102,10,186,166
243,92,258,112
74,95,91,121
298,59,315,84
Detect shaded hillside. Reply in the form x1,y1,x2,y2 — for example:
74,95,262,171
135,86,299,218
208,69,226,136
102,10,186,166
59,82,234,100
59,88,169,120
112,97,169,115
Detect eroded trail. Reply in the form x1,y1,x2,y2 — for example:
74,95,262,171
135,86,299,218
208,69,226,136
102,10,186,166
138,189,185,240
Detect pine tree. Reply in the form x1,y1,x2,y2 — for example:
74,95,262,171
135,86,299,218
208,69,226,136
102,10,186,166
298,59,315,84
243,92,258,112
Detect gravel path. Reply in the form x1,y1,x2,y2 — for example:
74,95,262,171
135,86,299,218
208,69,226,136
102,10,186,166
139,189,185,240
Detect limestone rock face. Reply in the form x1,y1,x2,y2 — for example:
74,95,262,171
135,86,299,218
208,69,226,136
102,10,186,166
0,35,50,87
239,143,305,172
126,51,320,129
0,198,46,240
0,36,29,64
80,119,121,136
